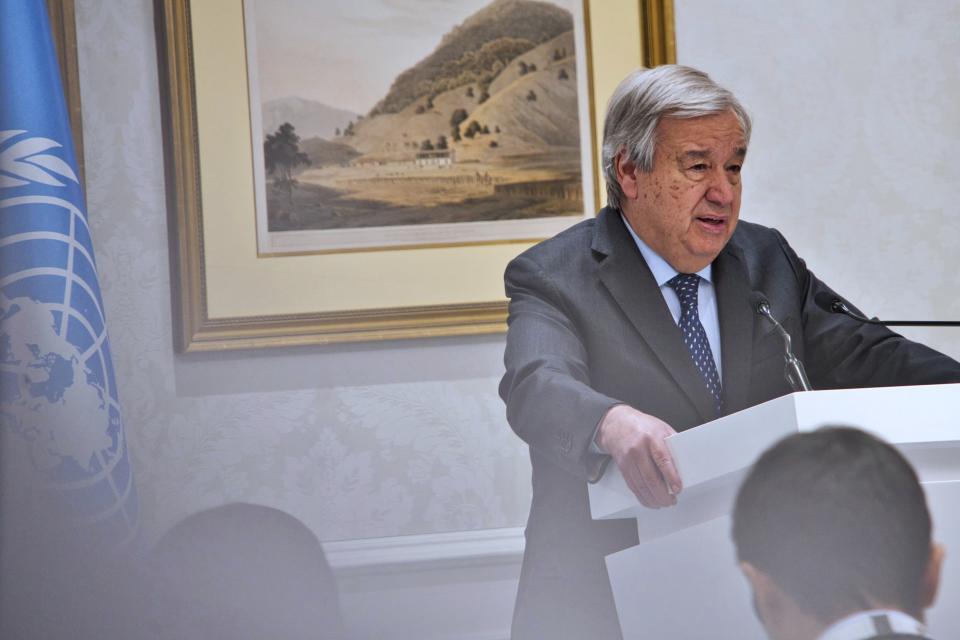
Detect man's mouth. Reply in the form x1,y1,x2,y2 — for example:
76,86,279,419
696,215,726,228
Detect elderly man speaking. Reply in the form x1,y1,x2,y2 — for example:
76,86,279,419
499,65,960,639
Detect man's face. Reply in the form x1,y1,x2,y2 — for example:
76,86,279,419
617,111,746,273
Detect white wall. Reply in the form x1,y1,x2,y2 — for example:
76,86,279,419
675,0,960,359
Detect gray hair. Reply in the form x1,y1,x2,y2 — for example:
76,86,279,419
601,65,752,211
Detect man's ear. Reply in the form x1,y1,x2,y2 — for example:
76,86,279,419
614,151,641,201
741,562,775,601
921,543,945,610
740,561,822,640
740,562,787,628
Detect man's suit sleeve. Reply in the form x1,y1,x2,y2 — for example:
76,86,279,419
499,253,617,481
774,231,960,388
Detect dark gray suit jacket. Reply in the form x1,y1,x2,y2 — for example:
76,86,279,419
499,208,960,640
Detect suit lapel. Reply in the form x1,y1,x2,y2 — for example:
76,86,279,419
592,209,717,423
713,240,755,415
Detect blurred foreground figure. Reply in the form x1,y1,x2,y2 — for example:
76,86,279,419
151,503,347,640
0,517,151,639
732,427,943,640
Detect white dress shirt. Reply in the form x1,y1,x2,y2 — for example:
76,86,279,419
620,214,722,380
818,609,927,640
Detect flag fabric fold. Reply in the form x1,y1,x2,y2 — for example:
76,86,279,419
0,1,138,548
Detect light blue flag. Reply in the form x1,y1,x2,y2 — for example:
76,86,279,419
0,1,138,547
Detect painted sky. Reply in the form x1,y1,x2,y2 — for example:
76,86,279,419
249,0,575,114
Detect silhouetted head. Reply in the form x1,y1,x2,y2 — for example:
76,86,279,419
151,503,346,640
732,427,943,640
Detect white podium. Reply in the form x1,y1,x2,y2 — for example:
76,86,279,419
589,384,960,639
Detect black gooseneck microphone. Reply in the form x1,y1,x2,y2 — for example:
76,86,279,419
813,292,960,327
750,292,813,392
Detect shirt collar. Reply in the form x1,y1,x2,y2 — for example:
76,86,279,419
817,609,926,640
619,213,713,286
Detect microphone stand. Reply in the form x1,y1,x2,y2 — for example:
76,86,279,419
755,299,813,392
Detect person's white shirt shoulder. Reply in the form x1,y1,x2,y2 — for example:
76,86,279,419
817,609,927,640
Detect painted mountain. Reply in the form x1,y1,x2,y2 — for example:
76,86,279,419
262,97,358,141
262,0,585,233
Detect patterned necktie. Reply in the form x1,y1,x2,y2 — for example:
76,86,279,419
668,273,723,415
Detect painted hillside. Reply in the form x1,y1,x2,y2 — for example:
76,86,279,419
264,0,586,232
369,0,573,116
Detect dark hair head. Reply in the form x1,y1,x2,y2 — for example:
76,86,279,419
731,426,932,622
151,503,345,640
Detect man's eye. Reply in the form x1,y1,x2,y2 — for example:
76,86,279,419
689,163,708,171
727,164,742,174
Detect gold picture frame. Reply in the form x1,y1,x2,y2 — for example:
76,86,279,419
46,0,85,185
155,0,675,352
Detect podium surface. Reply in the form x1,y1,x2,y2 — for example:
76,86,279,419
589,384,960,639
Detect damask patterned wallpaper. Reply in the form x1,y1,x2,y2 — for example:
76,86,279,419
74,0,532,544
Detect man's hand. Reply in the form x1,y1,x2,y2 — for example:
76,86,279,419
596,405,682,508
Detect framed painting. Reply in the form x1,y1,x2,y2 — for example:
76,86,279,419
156,0,675,351
247,0,595,254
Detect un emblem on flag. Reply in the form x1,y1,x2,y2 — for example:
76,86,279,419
0,130,137,544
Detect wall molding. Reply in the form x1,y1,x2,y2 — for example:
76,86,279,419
324,527,524,640
324,526,525,576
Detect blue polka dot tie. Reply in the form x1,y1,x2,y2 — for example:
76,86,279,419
668,273,723,415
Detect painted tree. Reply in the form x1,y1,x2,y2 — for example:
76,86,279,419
450,108,469,128
450,108,469,142
263,122,310,207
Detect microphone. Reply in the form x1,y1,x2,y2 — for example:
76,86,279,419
813,292,960,327
750,292,813,392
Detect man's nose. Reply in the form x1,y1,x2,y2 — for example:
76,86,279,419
705,170,736,207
